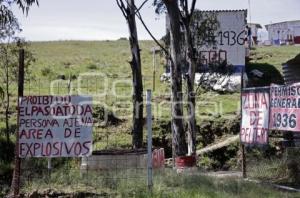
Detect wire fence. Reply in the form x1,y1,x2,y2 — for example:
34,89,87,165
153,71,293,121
19,156,158,196
5,74,300,195
12,76,166,196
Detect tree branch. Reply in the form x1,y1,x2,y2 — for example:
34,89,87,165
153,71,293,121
135,0,149,14
189,0,197,18
116,0,128,19
184,0,189,16
135,9,169,56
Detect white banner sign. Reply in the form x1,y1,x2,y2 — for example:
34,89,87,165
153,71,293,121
240,87,269,145
18,96,93,158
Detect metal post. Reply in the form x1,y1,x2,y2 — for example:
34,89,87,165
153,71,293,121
11,49,24,196
240,68,247,178
152,49,156,92
146,90,153,190
47,158,52,179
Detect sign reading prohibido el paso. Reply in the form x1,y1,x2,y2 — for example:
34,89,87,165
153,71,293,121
18,96,93,158
240,87,270,145
270,83,300,132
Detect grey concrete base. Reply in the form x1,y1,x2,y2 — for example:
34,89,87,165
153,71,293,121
81,153,148,170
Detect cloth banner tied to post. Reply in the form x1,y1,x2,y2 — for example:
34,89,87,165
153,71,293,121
18,95,93,158
240,87,270,145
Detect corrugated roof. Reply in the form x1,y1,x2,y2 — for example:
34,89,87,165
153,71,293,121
199,9,247,13
265,20,300,27
247,23,263,29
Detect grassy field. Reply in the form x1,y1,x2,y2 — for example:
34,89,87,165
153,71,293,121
1,41,300,197
247,45,300,85
0,40,242,149
251,46,300,73
1,42,299,150
20,167,298,198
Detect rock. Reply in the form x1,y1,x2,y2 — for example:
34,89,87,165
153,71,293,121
195,72,247,93
161,72,246,93
250,69,264,78
160,72,171,82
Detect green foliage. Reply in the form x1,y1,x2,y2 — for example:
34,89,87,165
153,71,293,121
0,87,4,100
118,37,127,41
0,135,14,193
40,67,52,76
86,63,98,70
0,136,14,162
20,168,295,198
0,0,38,27
14,0,39,14
192,11,219,48
246,46,299,87
152,0,165,14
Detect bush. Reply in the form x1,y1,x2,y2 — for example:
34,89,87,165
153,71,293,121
118,37,127,41
0,136,15,190
86,63,98,70
0,136,15,162
41,67,52,76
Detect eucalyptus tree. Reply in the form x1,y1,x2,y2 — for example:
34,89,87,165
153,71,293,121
116,0,144,149
154,0,188,156
152,0,219,156
0,0,38,26
1,1,39,196
179,0,197,156
0,0,38,143
153,0,199,156
0,16,21,143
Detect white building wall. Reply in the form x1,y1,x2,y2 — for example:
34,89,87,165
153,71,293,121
249,24,258,37
199,11,247,70
266,21,300,45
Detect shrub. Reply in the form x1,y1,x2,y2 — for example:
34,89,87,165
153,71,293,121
41,67,52,76
118,37,127,41
86,63,98,70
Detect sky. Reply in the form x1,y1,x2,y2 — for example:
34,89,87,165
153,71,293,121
12,0,300,41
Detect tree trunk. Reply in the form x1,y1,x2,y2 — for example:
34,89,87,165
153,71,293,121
127,0,144,149
184,22,196,156
164,0,187,156
11,49,24,196
5,49,10,143
5,86,10,143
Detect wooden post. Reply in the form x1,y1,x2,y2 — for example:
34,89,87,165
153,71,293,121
146,90,153,190
47,158,52,178
11,49,25,196
240,68,247,178
242,144,247,178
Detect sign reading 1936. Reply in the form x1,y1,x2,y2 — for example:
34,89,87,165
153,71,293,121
217,31,245,46
270,84,300,132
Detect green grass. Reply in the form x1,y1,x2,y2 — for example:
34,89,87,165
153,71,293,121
1,41,299,150
247,46,300,86
251,46,300,73
2,41,300,197
21,168,297,198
